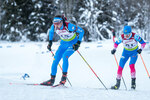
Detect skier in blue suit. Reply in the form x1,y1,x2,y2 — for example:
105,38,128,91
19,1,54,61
111,26,146,90
41,15,84,86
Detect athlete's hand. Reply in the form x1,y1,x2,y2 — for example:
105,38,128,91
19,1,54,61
73,41,81,51
137,49,142,54
111,49,116,54
47,40,52,51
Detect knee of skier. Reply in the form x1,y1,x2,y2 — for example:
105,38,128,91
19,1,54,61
63,55,69,61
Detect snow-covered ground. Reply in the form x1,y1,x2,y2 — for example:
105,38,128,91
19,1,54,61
0,40,150,100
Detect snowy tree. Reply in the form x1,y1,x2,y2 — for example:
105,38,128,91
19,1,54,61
74,0,114,41
0,0,150,42
0,0,56,41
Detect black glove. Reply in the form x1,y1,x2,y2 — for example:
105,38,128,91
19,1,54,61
137,49,142,54
111,49,116,54
47,40,52,51
73,41,81,51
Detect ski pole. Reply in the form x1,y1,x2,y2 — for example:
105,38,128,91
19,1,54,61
140,54,150,79
77,50,108,90
114,54,127,90
50,51,72,87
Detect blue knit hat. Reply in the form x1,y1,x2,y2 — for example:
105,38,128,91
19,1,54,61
123,26,131,35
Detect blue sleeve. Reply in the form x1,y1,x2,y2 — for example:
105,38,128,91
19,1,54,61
115,35,122,45
68,23,84,41
48,25,55,41
134,34,145,44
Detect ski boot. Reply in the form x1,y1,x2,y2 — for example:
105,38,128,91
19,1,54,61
111,79,121,90
40,75,55,86
59,72,67,85
131,78,136,89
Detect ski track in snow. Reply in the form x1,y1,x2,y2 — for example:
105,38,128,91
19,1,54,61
0,40,150,100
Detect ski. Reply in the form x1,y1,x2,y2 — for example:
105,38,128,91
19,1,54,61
52,83,67,88
110,88,136,91
9,82,41,86
9,82,136,91
9,82,67,88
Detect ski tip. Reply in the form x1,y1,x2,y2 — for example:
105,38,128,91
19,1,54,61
9,82,40,86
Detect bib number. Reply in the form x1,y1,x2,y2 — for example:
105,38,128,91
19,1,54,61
123,39,138,49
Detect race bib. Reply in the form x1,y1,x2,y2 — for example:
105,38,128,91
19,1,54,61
56,30,75,40
123,39,138,49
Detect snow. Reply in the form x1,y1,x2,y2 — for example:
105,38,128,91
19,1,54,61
10,27,15,32
0,40,150,100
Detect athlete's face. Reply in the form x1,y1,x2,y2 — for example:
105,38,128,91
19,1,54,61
53,21,63,29
124,33,131,39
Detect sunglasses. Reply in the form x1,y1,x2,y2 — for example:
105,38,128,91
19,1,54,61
124,33,131,36
53,22,61,25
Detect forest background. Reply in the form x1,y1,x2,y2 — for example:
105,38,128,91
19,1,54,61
0,0,150,42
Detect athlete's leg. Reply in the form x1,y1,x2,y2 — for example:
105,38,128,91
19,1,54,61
62,47,75,73
51,44,67,75
117,49,130,79
129,52,138,78
61,37,78,73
